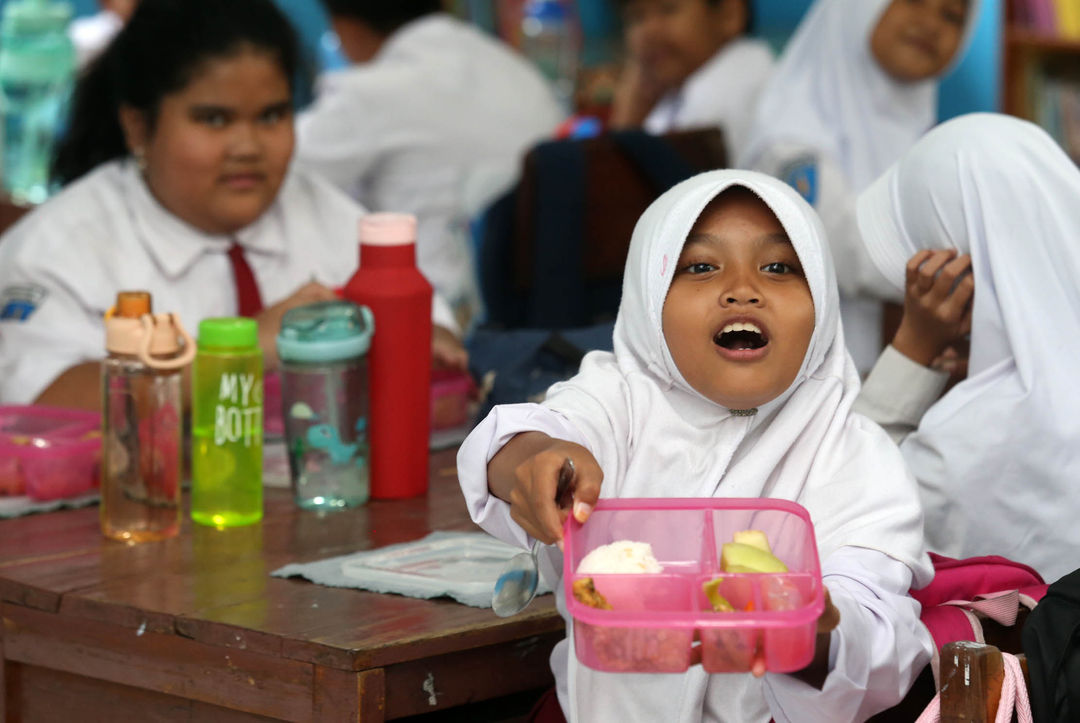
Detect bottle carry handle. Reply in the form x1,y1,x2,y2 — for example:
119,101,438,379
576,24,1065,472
138,313,196,370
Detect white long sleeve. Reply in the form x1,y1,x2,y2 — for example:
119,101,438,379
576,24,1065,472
456,402,589,549
852,345,949,445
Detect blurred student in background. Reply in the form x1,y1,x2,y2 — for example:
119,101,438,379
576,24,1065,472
854,113,1080,583
739,0,977,375
0,0,464,410
608,0,772,157
296,0,564,329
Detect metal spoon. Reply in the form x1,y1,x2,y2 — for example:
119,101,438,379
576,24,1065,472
492,457,576,617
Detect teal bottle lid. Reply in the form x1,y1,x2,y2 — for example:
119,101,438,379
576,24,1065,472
198,317,259,350
276,300,374,363
1,0,73,35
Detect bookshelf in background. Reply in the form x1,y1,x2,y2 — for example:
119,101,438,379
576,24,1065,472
1005,0,1080,162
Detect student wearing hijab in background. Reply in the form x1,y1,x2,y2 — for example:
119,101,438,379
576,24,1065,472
853,113,1080,585
738,0,977,376
295,0,564,329
458,169,933,722
607,0,773,158
0,0,464,410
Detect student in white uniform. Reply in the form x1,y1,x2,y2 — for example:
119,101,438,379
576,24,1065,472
853,114,1080,584
0,0,464,410
457,169,933,722
295,0,565,327
608,0,774,157
738,0,977,376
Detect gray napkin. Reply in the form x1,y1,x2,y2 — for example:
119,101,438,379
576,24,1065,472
272,530,552,608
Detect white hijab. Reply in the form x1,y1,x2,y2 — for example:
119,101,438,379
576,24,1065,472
738,0,979,191
856,113,1080,583
544,170,930,722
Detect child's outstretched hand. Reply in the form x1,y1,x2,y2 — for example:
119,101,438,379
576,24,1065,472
891,249,974,367
487,432,603,546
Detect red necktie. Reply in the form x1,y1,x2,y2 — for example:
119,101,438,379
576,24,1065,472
227,242,264,318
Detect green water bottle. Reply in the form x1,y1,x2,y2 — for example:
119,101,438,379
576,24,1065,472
192,318,263,527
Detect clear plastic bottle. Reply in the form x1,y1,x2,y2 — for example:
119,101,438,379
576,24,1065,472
0,0,75,204
277,300,374,510
520,0,579,112
191,317,264,528
101,291,195,543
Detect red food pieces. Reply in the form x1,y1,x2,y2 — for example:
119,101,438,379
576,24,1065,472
0,456,24,496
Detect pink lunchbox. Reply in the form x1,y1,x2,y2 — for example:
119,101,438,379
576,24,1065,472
563,498,824,674
0,406,101,500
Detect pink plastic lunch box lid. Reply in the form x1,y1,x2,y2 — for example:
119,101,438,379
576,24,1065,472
563,497,824,629
0,406,101,501
0,405,100,456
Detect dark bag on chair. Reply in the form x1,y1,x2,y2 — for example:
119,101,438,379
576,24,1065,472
477,127,727,330
1023,567,1080,722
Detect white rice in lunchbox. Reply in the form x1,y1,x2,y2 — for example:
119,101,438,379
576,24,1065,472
576,540,663,574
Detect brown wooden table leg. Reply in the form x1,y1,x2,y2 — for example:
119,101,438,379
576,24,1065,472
313,666,385,722
1,622,7,719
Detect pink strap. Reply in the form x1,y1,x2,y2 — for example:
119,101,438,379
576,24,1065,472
915,652,1032,723
997,653,1033,723
942,589,1021,626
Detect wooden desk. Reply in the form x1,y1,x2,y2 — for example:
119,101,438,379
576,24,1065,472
0,448,564,721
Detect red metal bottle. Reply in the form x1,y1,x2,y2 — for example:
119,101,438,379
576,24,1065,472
343,214,432,498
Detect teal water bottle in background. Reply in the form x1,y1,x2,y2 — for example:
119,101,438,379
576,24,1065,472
192,318,264,528
0,0,75,204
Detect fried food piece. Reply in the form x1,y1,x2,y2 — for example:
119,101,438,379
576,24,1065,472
572,577,613,610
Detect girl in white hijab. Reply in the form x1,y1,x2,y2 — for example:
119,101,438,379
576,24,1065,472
737,0,978,376
458,169,933,722
853,113,1080,584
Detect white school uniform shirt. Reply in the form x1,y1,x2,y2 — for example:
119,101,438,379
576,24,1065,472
856,113,1080,584
738,0,980,375
458,170,933,722
296,12,565,324
0,159,457,404
643,37,774,159
69,10,124,70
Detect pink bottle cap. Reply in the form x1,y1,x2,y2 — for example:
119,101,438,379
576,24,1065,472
358,213,417,246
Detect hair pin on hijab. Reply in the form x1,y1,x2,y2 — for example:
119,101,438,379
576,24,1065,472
729,407,758,416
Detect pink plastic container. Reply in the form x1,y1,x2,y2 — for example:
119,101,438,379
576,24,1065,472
563,498,824,674
0,406,101,500
430,369,472,431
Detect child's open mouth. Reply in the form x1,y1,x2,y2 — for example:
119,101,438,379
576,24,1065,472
714,321,769,360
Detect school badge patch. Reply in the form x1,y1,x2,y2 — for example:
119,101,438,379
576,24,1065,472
781,155,819,206
0,284,47,321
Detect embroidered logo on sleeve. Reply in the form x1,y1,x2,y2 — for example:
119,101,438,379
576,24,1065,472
781,155,819,206
0,284,48,322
